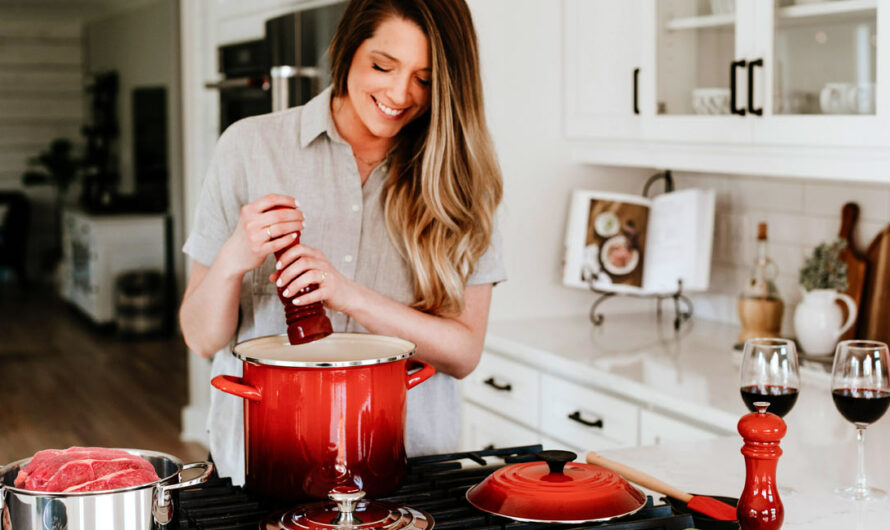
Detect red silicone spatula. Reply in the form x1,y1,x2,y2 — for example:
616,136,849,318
586,451,737,521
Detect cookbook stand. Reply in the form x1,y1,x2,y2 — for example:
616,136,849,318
588,278,693,331
587,170,694,331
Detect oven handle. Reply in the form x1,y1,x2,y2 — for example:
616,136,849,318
204,76,269,91
271,65,323,80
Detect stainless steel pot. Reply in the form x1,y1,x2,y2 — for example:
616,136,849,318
0,449,213,530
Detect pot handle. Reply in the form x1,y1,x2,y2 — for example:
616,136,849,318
152,461,214,525
211,375,262,402
406,360,436,390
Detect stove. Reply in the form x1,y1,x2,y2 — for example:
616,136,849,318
175,445,695,529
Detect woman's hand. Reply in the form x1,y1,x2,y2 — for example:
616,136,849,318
271,244,356,313
221,194,305,276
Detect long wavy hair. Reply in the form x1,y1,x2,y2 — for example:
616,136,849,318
330,0,502,316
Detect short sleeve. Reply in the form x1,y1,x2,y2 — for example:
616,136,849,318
182,120,251,266
467,211,507,286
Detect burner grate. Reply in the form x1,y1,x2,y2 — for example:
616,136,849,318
176,445,694,530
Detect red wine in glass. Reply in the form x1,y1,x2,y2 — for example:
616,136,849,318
740,384,799,417
832,388,890,425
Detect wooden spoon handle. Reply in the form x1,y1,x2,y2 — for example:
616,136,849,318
586,451,692,503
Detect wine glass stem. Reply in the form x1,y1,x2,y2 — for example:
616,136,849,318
856,426,868,494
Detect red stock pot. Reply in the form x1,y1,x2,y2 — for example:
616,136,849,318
211,333,435,502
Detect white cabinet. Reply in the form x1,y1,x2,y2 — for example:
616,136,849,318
59,208,167,324
751,0,888,147
540,374,638,451
564,0,890,181
460,402,540,452
564,0,644,139
463,350,541,430
461,348,730,454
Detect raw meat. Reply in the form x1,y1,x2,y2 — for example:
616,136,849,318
14,447,160,492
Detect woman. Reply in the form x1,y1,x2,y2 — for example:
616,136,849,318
180,0,504,484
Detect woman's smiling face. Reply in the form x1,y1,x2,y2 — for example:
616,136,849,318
343,16,432,140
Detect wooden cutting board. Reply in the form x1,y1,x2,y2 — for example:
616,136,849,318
857,223,890,344
838,203,867,341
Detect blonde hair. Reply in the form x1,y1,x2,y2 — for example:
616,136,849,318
330,0,502,316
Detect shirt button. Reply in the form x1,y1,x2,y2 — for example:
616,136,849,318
344,255,354,263
351,204,360,212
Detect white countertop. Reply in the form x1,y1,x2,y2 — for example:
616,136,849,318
484,312,890,528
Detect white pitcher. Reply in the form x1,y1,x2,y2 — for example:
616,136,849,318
793,289,857,355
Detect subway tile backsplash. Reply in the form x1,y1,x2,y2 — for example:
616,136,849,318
674,172,890,336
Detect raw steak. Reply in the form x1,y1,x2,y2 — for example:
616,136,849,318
14,447,160,492
64,468,160,492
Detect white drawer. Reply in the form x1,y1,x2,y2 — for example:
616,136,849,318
639,409,724,446
541,374,639,451
463,351,540,428
460,401,540,452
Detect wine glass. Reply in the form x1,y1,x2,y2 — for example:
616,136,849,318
740,338,800,418
831,340,890,501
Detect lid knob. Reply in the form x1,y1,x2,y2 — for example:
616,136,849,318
328,486,365,525
536,450,577,475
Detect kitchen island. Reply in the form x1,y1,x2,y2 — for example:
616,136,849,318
479,312,890,528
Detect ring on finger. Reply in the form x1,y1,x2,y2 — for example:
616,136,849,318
265,227,272,239
320,271,327,284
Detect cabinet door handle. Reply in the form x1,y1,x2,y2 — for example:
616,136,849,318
730,59,747,116
483,377,512,392
747,58,763,116
633,67,640,115
568,410,604,429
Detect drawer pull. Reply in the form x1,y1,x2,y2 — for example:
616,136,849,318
568,411,603,429
483,377,512,392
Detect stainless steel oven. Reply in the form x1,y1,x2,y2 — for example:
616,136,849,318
207,39,271,134
206,1,346,133
265,1,346,111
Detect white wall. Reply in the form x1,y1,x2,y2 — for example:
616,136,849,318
0,13,84,278
84,0,186,299
675,172,890,336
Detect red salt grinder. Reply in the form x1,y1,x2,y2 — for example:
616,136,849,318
270,206,332,344
737,401,786,530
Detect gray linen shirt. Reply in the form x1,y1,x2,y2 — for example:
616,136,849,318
183,87,506,484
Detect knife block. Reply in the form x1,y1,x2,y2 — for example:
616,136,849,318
737,296,784,343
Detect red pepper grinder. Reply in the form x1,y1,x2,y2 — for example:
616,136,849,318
271,206,333,345
737,401,786,530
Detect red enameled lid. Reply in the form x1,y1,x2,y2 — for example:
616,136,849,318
466,450,647,523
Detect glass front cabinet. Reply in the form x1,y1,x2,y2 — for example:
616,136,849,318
564,0,889,178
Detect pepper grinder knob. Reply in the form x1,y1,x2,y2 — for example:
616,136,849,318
329,486,365,525
754,401,770,414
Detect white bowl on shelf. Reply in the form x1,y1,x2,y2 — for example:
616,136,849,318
691,88,731,115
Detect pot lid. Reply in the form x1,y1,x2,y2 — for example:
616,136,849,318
466,450,647,523
233,333,416,367
263,486,434,530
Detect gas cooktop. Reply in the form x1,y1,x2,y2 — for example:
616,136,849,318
175,445,696,529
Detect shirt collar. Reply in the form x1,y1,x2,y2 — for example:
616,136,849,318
300,85,347,148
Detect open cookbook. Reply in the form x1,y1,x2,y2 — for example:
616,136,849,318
562,188,716,295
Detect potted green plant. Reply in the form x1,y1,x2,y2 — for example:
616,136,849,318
793,239,857,355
